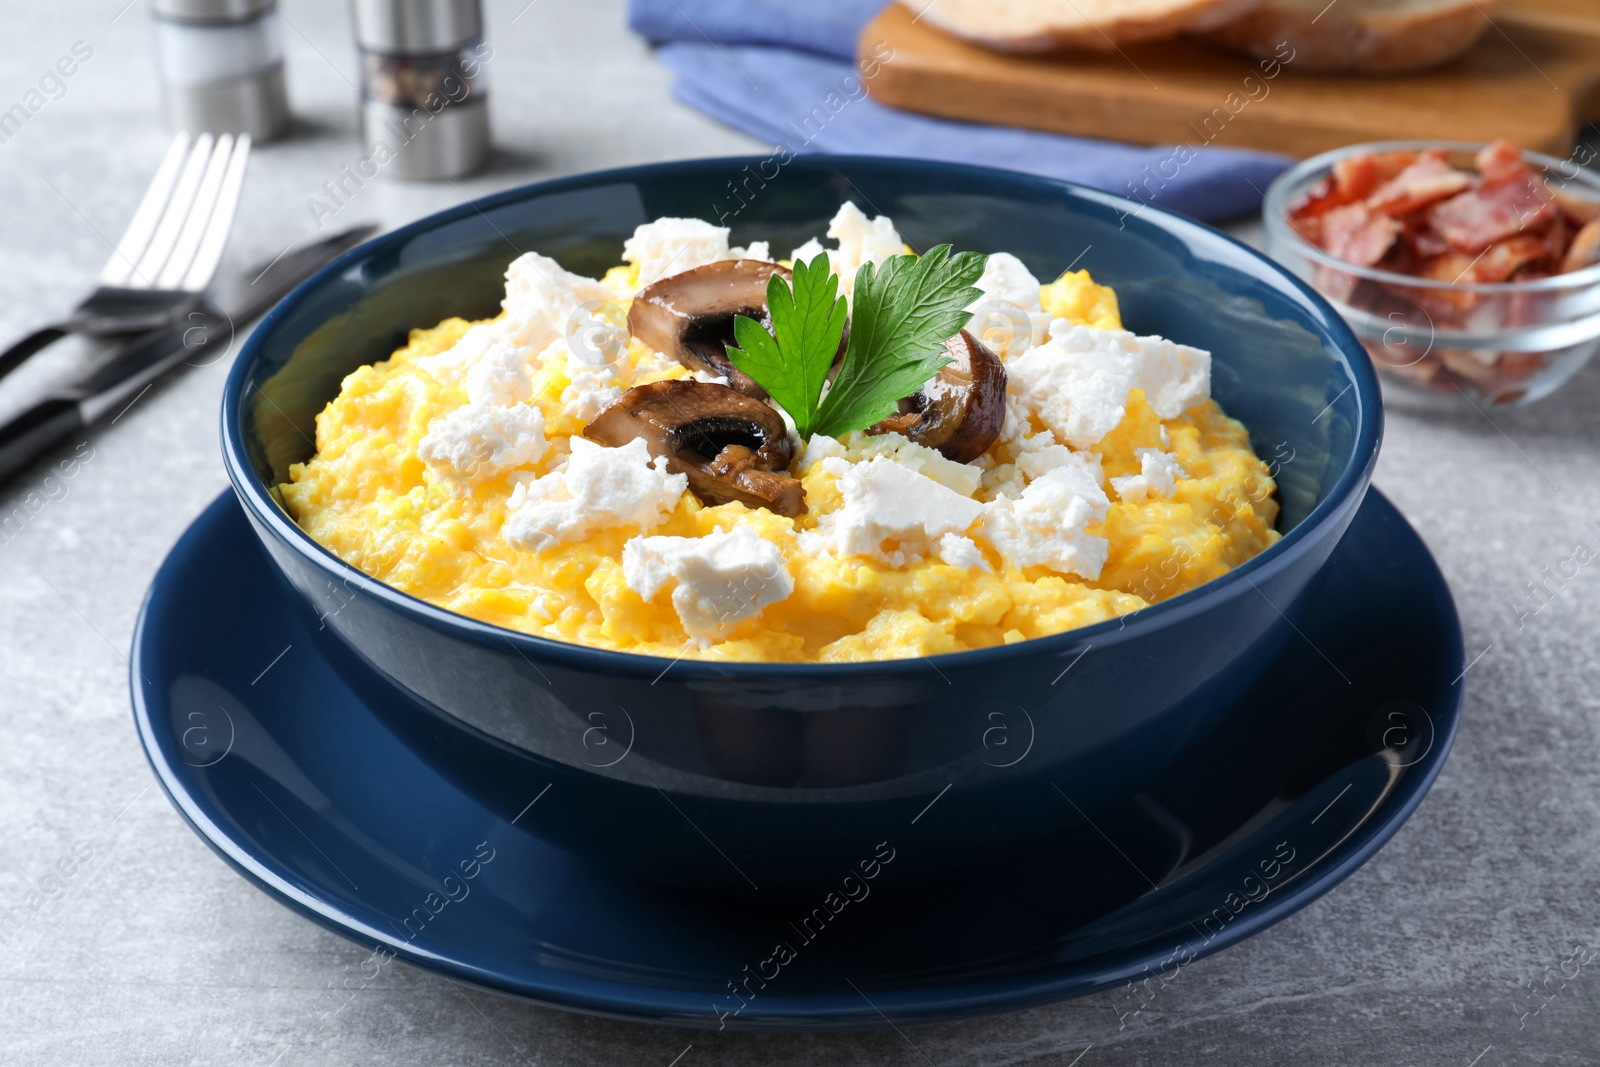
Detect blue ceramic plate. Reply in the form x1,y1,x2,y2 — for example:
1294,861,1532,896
131,489,1460,1030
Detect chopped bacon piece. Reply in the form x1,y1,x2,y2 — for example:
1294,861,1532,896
1426,175,1558,252
1335,150,1418,200
1411,236,1549,318
1365,155,1473,215
1497,350,1547,378
1411,253,1483,316
1439,346,1504,386
1561,218,1600,273
1437,346,1542,404
1311,262,1361,303
1292,150,1421,221
1475,140,1534,184
1550,185,1600,226
1470,235,1551,282
1409,225,1450,258
1364,339,1444,385
1289,176,1354,225
1322,203,1402,267
1287,200,1329,247
1415,252,1479,285
1535,213,1568,269
1330,154,1381,201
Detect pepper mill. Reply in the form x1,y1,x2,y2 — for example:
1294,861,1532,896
150,0,290,141
350,0,491,180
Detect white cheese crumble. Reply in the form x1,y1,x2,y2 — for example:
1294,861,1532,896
464,334,536,407
936,532,990,571
730,240,772,262
972,252,1042,311
814,456,985,566
1015,431,1099,484
789,237,825,264
1007,324,1211,449
629,345,682,382
418,254,613,386
415,319,504,385
800,430,982,498
623,218,733,288
980,459,1024,503
622,527,794,636
418,402,546,491
502,437,686,553
798,424,1114,576
977,457,1111,580
793,528,830,557
558,342,623,423
789,203,905,296
967,299,1050,360
1111,448,1187,503
793,428,849,472
502,252,613,354
827,202,904,293
994,400,1032,454
964,255,1047,359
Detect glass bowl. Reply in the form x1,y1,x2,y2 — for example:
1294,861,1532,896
1263,140,1600,406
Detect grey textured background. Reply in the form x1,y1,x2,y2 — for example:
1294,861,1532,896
2,1,1599,1064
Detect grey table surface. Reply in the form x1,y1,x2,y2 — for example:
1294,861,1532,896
4,2,1600,1064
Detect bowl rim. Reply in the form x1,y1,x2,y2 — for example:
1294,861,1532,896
1262,138,1600,295
221,153,1383,679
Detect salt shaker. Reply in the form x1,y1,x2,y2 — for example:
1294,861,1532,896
150,0,290,142
351,0,491,181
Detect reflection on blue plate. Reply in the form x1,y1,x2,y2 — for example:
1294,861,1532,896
131,489,1460,1030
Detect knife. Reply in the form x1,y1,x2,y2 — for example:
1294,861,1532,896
0,225,376,486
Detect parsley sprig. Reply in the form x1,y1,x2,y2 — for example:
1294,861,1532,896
726,244,988,441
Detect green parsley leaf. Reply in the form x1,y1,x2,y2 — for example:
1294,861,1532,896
723,243,988,443
811,244,988,440
725,252,846,439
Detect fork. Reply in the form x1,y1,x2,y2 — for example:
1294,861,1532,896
0,131,251,382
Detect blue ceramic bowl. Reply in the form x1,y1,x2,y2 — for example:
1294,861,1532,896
222,156,1381,893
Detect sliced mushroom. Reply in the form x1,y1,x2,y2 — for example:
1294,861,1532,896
868,330,1007,464
628,259,849,399
584,379,806,516
628,260,790,399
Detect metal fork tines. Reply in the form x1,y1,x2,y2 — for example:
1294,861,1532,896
98,130,251,294
0,131,251,382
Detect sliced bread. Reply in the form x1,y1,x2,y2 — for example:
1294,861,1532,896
1203,0,1495,73
898,0,1267,52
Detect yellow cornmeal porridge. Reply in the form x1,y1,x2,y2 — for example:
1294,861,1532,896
281,210,1279,663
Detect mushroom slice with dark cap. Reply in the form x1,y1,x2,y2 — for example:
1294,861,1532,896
869,329,1007,464
629,259,850,399
583,379,806,517
627,259,790,399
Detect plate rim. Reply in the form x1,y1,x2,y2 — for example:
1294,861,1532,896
130,487,1462,1030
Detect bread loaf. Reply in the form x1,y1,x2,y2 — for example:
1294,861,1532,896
1203,0,1494,74
898,0,1267,52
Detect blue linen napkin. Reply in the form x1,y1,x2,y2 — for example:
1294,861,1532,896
628,0,1291,222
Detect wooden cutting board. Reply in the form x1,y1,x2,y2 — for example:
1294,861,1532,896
859,0,1600,158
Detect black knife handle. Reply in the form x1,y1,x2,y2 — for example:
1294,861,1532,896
0,398,84,486
0,325,68,385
